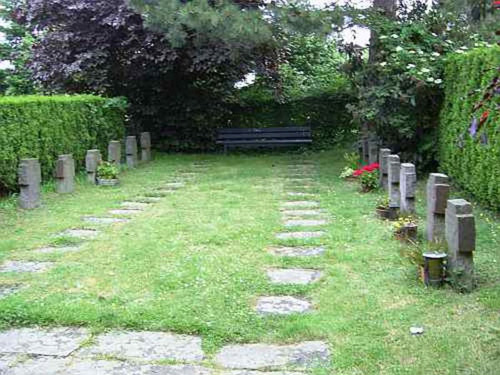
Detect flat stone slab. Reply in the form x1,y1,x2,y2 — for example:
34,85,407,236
34,245,82,254
268,246,326,257
163,182,185,188
0,261,54,273
281,210,326,217
79,331,204,362
134,197,162,203
4,358,211,375
267,269,322,285
83,217,130,224
215,341,329,369
281,201,319,208
108,209,142,216
0,327,89,356
0,285,23,299
224,371,305,375
255,296,312,315
286,192,316,197
120,202,149,209
275,232,325,240
61,229,98,239
283,219,327,227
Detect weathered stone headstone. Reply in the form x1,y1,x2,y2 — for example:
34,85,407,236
400,163,417,214
140,132,152,162
18,158,41,209
387,155,400,209
108,140,121,165
368,138,379,164
426,173,450,243
85,149,102,183
55,154,75,194
445,199,475,289
361,136,370,164
125,136,138,168
379,148,391,190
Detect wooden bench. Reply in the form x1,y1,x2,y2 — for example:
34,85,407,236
216,126,312,154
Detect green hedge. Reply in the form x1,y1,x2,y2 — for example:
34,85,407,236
439,47,500,209
0,95,125,192
230,91,355,149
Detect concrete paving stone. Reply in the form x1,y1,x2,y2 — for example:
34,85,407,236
281,201,319,208
267,246,326,257
61,229,99,239
215,341,329,370
5,359,212,375
283,219,327,227
134,197,162,203
0,327,90,356
267,269,323,285
0,354,18,375
121,202,149,209
108,209,142,216
281,210,326,217
83,217,130,225
286,192,316,198
0,261,54,273
34,245,82,254
0,285,23,299
78,331,204,362
163,182,185,189
223,371,304,375
255,296,312,315
275,232,325,240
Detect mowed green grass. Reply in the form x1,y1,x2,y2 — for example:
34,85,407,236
0,150,499,374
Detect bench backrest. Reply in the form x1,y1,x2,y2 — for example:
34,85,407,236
217,127,311,141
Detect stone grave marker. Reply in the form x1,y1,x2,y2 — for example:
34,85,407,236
368,138,379,164
108,140,121,166
85,149,102,183
18,158,41,209
426,173,450,243
379,148,391,190
140,132,152,162
387,155,401,210
55,154,75,194
125,136,138,168
445,199,475,289
400,163,417,214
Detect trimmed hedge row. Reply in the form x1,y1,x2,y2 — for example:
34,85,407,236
439,47,500,209
0,95,125,192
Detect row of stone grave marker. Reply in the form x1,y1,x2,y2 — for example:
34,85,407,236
377,147,476,288
17,132,152,210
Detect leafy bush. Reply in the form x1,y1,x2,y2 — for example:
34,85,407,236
97,162,119,180
360,170,379,192
439,46,500,209
0,95,125,192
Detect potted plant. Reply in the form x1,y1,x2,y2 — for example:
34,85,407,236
393,215,418,242
96,162,120,186
375,196,398,220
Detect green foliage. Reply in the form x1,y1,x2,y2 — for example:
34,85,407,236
360,170,379,192
96,162,119,180
439,46,500,209
0,95,125,192
343,151,360,169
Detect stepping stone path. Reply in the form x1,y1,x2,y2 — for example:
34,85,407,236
0,261,54,273
34,245,82,254
215,341,330,370
286,192,316,197
275,231,325,240
281,209,326,217
108,209,142,216
0,285,22,299
267,269,322,285
256,296,312,315
60,229,98,239
83,217,130,224
283,219,327,227
120,201,149,209
78,331,204,361
281,201,319,208
267,246,326,257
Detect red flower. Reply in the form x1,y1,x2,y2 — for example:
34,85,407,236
370,162,380,169
362,165,374,172
353,169,363,177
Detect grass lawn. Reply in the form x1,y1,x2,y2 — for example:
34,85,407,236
0,149,499,374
